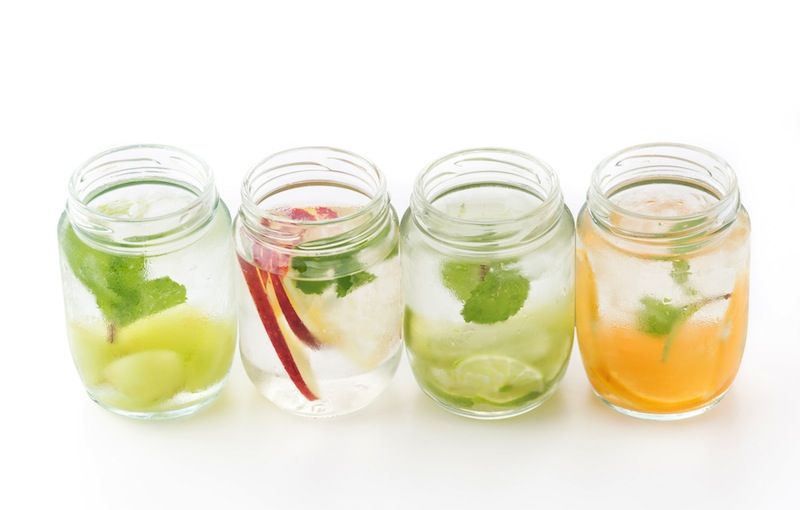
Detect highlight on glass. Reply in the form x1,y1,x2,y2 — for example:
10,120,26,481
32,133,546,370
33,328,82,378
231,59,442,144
57,145,238,419
401,148,575,419
576,142,750,420
234,147,402,417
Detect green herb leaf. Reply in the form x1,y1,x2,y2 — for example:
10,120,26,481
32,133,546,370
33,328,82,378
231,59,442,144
442,261,486,302
293,279,334,295
670,259,691,285
136,277,190,316
441,260,530,324
61,224,187,329
637,293,731,361
290,222,396,297
335,271,377,297
637,296,686,336
458,265,530,325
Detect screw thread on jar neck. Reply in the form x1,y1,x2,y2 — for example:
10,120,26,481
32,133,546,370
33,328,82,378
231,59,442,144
238,146,392,257
66,144,218,255
586,143,740,251
410,148,565,253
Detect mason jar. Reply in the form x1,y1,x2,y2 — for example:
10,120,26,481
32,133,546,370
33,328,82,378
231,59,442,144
58,145,237,419
402,148,575,419
576,143,750,420
235,147,402,417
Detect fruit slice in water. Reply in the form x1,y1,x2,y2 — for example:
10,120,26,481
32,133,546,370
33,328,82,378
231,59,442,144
284,260,401,369
112,306,235,391
438,355,545,404
277,310,320,400
250,207,334,350
69,321,120,386
104,350,186,407
269,272,321,349
238,254,318,401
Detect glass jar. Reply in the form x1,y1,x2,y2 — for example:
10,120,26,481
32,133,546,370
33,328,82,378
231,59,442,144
402,148,575,419
576,143,750,420
57,145,237,419
235,147,402,417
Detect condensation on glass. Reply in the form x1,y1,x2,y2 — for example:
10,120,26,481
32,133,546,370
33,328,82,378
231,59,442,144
58,145,237,419
402,148,575,419
576,143,750,420
234,147,402,417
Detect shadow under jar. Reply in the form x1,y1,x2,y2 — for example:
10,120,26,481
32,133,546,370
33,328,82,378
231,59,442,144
576,143,750,420
58,145,237,419
402,149,575,419
235,147,402,417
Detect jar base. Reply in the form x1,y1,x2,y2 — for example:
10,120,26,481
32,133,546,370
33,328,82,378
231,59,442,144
246,346,402,418
86,377,227,420
593,389,729,421
420,380,561,420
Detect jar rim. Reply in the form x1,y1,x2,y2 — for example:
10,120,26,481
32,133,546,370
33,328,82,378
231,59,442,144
589,142,739,223
68,143,215,225
409,148,566,252
65,144,219,254
240,146,388,229
412,147,563,227
238,146,392,257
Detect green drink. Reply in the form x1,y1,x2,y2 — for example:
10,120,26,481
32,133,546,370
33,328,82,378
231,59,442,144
69,306,236,412
405,288,573,415
58,145,237,419
402,149,575,419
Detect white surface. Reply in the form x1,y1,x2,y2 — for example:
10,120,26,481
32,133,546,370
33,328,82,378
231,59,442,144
2,1,799,508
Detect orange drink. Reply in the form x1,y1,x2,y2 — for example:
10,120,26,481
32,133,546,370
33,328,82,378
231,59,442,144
576,143,750,419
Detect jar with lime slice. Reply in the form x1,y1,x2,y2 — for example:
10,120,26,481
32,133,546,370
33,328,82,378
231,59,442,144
57,145,237,419
402,149,575,419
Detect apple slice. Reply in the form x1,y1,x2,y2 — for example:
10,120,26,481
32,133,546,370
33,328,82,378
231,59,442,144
251,237,321,350
314,206,338,219
288,207,316,221
238,255,318,401
269,272,321,349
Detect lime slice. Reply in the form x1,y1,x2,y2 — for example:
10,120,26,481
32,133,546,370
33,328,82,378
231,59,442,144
449,355,545,404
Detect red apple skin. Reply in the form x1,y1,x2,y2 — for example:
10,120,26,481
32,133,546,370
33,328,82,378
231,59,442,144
238,255,318,401
269,272,322,349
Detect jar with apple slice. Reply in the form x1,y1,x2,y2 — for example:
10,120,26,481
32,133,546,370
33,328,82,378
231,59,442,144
58,145,237,419
235,147,402,417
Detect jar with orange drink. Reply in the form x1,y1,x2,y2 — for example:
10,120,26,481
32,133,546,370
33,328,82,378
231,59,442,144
576,143,750,420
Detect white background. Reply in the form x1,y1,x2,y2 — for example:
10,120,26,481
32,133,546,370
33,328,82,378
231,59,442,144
2,1,799,508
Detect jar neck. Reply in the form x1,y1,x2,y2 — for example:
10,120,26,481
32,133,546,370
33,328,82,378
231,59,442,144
586,143,740,251
66,144,218,255
410,148,565,253
238,147,392,257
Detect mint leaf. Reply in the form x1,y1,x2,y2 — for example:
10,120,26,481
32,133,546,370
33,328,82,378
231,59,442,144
294,279,334,295
460,266,530,324
136,277,188,317
60,224,187,330
335,271,376,297
637,293,731,361
292,271,376,297
289,222,395,297
670,259,691,285
637,296,685,336
442,261,486,302
441,260,530,324
670,258,699,296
